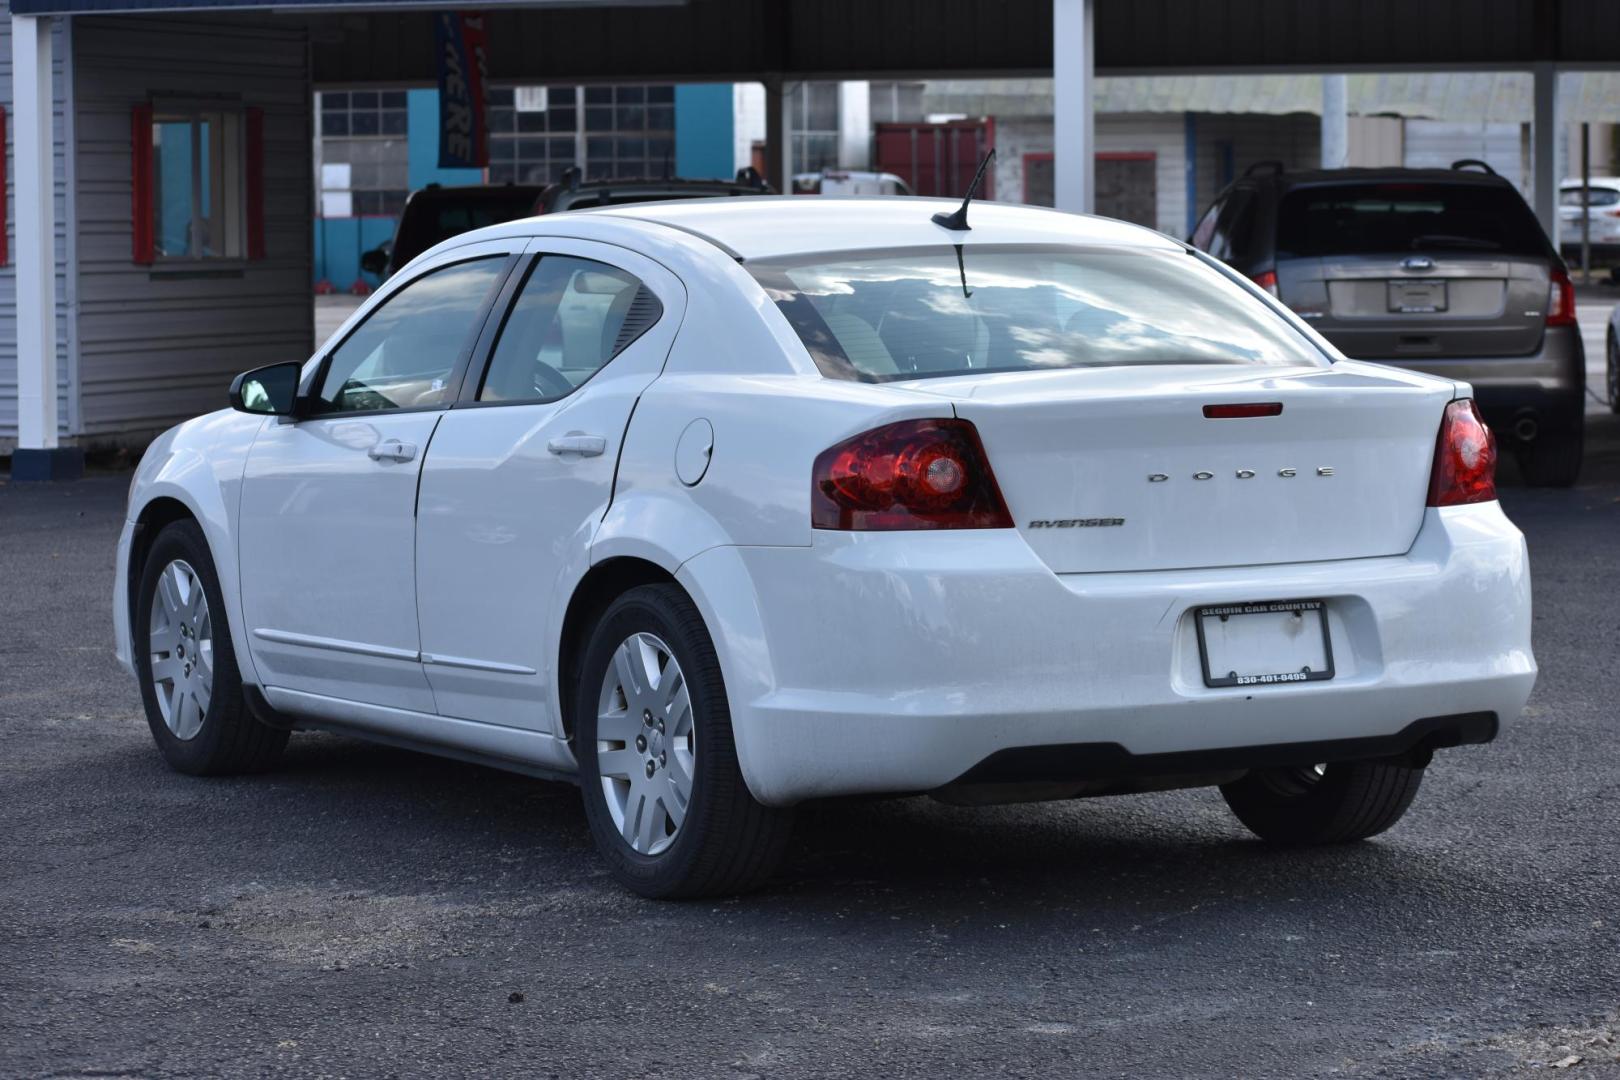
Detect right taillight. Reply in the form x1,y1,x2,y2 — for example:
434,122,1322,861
1250,270,1280,298
812,418,1013,530
1427,399,1497,507
1547,268,1577,327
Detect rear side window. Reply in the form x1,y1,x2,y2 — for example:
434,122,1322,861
1277,182,1548,257
477,255,660,403
749,245,1325,382
1561,186,1620,208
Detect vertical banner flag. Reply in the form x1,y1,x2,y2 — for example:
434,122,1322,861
434,13,490,169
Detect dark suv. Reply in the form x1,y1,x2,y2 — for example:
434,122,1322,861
1190,161,1584,486
362,170,773,282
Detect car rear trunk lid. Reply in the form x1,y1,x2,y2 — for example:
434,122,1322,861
914,363,1452,574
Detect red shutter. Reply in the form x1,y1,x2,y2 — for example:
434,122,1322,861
131,103,154,264
1,108,8,267
245,106,265,260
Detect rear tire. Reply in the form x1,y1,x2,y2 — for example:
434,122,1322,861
575,583,793,899
134,520,288,775
1220,759,1424,845
1517,415,1584,488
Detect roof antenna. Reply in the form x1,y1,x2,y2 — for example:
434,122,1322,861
931,147,996,232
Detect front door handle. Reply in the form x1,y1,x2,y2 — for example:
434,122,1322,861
547,433,607,457
367,439,417,463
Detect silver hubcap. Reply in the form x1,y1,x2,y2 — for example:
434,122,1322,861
148,559,214,741
595,632,695,856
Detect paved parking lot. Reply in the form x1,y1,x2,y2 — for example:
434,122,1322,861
3,304,1619,1078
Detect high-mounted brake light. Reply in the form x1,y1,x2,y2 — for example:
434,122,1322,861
1250,270,1279,298
1546,268,1577,327
812,418,1013,531
1427,399,1497,507
1204,403,1283,419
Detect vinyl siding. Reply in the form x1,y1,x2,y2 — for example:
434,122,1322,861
0,16,73,447
72,14,311,443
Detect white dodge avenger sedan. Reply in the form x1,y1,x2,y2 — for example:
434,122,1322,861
114,197,1535,897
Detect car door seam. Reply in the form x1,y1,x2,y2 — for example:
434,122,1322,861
413,412,448,715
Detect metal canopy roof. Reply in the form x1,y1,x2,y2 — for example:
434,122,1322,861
926,72,1620,124
11,1,1620,78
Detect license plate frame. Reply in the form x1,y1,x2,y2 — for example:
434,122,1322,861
1194,599,1336,689
1387,278,1448,314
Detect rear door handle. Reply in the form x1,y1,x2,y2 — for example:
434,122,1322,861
367,439,417,463
547,433,607,457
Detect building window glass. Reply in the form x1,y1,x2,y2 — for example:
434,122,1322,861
319,89,408,138
151,108,244,260
487,84,675,184
318,91,410,217
789,82,841,175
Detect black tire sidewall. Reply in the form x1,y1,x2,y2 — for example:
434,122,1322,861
134,521,247,774
1608,333,1619,413
574,586,728,896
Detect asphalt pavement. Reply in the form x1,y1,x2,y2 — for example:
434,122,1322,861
3,315,1620,1077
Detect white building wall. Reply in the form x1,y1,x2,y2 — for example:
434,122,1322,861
1192,112,1321,216
836,81,870,170
734,82,765,174
0,17,72,448
992,114,1190,239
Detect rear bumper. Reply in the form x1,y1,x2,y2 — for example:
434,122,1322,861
679,503,1535,807
1352,325,1586,431
955,711,1498,786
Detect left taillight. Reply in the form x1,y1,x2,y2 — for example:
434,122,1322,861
1546,268,1577,327
812,418,1014,531
1427,399,1497,507
1250,270,1280,298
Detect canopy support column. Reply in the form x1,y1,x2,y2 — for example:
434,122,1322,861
1532,61,1559,244
1052,0,1094,214
9,15,77,480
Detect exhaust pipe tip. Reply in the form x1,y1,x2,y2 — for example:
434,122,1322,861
1513,412,1539,442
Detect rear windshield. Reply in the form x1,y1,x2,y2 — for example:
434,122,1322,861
748,246,1325,382
1561,186,1620,208
394,193,540,266
1277,182,1548,257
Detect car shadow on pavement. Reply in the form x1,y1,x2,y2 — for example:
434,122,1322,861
72,727,1494,929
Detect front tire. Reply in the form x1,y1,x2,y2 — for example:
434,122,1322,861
1607,331,1619,414
575,584,792,898
1220,759,1424,845
134,520,288,775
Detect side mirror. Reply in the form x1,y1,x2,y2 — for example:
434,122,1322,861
229,362,303,416
360,247,390,277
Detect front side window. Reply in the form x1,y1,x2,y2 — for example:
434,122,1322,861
751,246,1325,382
151,108,243,259
478,255,660,403
314,257,506,414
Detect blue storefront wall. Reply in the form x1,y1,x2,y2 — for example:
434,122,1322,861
406,88,484,190
674,84,734,179
314,216,398,290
